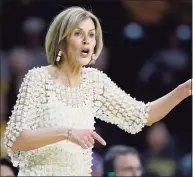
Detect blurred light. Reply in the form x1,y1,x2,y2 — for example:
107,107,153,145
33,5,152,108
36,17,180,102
123,22,144,40
176,25,191,41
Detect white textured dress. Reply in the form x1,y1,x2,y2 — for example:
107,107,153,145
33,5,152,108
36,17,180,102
4,66,150,176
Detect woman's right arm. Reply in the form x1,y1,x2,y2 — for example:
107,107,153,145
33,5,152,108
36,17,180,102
10,127,69,151
4,69,50,153
4,69,71,152
11,127,106,151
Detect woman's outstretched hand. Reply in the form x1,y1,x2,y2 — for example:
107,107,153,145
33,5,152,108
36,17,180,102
70,129,106,149
179,79,192,98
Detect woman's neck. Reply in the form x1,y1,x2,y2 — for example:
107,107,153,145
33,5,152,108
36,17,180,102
54,60,82,87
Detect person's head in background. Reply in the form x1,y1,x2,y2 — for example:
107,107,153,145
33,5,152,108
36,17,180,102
22,17,45,48
9,47,30,73
146,122,170,153
0,157,18,176
103,145,143,177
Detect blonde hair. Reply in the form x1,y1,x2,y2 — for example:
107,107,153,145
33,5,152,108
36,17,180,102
45,6,103,65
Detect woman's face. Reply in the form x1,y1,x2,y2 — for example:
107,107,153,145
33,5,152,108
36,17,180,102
65,18,96,66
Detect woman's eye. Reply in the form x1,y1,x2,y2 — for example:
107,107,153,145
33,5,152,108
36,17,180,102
89,33,95,37
74,31,81,36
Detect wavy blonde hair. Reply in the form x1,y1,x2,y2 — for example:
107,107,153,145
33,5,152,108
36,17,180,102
45,6,103,65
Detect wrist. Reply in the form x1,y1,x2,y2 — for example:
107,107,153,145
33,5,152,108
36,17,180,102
67,128,73,142
57,128,69,140
175,85,187,102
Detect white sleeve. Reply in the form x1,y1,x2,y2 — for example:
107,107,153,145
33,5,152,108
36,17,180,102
4,69,43,167
92,69,150,134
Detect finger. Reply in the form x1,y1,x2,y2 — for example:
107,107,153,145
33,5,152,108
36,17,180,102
81,143,88,149
84,136,93,148
80,140,88,149
91,132,106,146
87,135,95,145
76,138,87,149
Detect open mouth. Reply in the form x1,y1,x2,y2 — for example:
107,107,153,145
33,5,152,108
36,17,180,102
80,48,90,57
81,49,90,55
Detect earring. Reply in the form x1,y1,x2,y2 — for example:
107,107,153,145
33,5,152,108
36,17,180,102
56,50,62,62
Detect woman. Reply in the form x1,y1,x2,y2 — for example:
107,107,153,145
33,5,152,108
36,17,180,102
4,6,192,176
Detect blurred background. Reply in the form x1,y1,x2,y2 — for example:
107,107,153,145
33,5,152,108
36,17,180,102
1,0,192,176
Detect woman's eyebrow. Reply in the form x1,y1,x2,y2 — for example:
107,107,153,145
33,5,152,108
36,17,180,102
75,27,95,31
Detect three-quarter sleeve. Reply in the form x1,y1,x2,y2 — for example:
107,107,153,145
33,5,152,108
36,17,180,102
92,69,150,134
4,69,42,167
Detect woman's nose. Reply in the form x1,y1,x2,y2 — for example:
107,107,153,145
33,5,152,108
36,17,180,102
83,36,89,44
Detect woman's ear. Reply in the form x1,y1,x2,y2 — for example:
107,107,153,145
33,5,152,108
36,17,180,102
59,39,66,51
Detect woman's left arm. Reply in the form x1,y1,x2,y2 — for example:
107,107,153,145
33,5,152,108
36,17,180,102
147,79,192,126
92,68,192,134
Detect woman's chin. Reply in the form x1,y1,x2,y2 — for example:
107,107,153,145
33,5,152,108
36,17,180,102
78,58,91,66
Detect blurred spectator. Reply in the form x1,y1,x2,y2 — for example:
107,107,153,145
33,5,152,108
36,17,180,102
138,34,190,99
0,156,18,176
21,16,47,68
0,50,10,97
9,47,30,90
142,122,180,176
105,1,170,98
6,17,47,117
103,145,143,177
7,47,32,117
0,49,9,158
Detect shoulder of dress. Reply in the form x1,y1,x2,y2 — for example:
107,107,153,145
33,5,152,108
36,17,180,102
28,66,47,74
82,67,98,73
25,66,49,83
83,67,111,86
83,67,108,77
